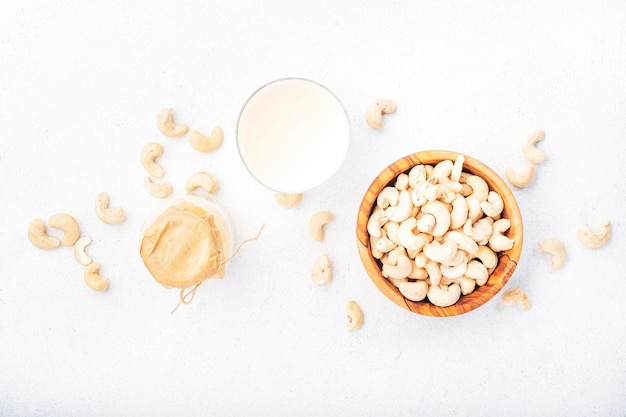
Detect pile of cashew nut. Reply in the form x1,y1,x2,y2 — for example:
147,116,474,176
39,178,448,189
366,155,515,307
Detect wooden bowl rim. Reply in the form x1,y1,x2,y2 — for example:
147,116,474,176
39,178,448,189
356,150,523,317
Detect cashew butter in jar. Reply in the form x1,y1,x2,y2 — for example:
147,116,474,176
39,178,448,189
139,195,234,291
236,78,350,193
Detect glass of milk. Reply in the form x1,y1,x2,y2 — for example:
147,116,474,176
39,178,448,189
236,78,350,193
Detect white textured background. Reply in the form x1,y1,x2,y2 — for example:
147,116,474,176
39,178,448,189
1,1,625,416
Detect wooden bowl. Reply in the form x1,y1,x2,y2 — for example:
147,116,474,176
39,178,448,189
356,150,523,317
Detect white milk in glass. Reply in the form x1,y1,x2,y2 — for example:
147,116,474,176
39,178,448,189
237,78,350,193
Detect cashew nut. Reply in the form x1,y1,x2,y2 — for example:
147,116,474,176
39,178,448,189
489,219,514,252
398,218,426,251
144,176,174,198
431,160,453,181
480,191,504,218
311,254,332,285
505,164,536,188
394,173,410,191
466,175,489,202
367,209,388,238
459,276,476,295
501,287,530,310
538,237,566,270
95,192,126,224
27,219,61,250
463,217,494,245
375,236,396,253
475,245,498,269
439,249,468,268
188,127,223,153
450,155,465,182
522,129,546,164
365,99,396,129
466,196,483,223
273,193,304,208
413,253,427,269
345,300,364,331
384,220,401,245
408,164,427,188
440,257,468,279
370,236,384,259
385,190,412,223
577,220,611,249
309,211,333,241
382,254,413,279
444,230,479,257
398,280,428,302
423,241,457,264
450,194,468,230
388,277,408,288
84,262,109,292
416,213,436,233
48,213,80,247
185,172,219,195
157,108,188,137
73,236,93,266
427,283,461,307
385,246,407,266
376,187,399,209
420,200,450,237
408,264,429,279
140,142,164,178
465,260,489,286
424,261,443,286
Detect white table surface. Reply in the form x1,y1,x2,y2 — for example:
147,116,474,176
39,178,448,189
1,1,625,416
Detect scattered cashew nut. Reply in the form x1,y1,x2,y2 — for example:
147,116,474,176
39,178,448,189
578,220,611,249
522,129,546,164
311,254,332,285
501,287,530,310
309,211,333,242
27,219,61,250
274,193,304,208
144,176,174,198
95,192,126,224
188,127,223,153
48,213,80,247
185,172,219,195
157,108,188,137
84,262,109,292
505,164,536,188
538,236,566,270
365,99,397,129
73,236,93,266
140,142,165,178
345,300,364,331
